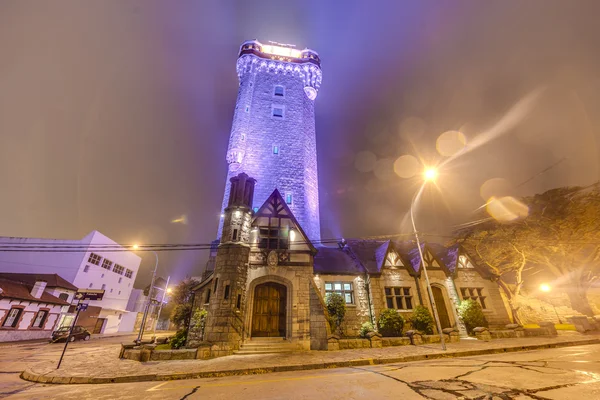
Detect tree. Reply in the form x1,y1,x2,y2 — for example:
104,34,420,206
169,278,200,329
454,217,533,325
524,185,600,316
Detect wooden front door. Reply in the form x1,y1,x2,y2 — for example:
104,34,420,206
93,318,106,334
432,286,452,329
252,282,286,337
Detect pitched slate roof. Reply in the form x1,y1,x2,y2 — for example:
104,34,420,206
0,277,70,305
313,239,470,278
313,245,363,275
0,273,77,291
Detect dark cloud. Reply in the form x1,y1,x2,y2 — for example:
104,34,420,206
1,0,599,286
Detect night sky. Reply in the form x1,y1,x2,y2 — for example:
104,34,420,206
1,0,599,288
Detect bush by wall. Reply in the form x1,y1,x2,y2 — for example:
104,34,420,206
458,299,488,335
359,321,375,338
326,293,346,336
378,309,405,337
410,305,434,334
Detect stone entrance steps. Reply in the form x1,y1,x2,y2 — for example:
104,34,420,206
235,337,297,355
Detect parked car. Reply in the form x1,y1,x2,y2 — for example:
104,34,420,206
51,326,91,342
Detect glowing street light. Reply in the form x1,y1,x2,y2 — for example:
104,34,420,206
410,166,446,351
539,283,562,324
423,167,438,182
540,283,551,293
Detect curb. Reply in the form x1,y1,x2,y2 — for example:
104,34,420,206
20,338,600,385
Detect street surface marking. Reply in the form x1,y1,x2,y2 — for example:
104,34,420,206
146,370,369,392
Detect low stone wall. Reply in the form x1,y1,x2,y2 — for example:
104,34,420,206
329,330,460,350
479,323,558,341
120,344,212,362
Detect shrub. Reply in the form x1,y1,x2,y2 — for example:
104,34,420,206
359,321,375,338
378,309,405,337
410,305,434,334
458,299,488,335
190,308,208,340
170,328,188,349
325,293,346,335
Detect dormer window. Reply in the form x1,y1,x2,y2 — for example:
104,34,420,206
386,251,402,267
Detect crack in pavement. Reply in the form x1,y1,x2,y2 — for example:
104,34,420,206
179,385,200,400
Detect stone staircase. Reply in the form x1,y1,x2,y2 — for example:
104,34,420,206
235,337,297,355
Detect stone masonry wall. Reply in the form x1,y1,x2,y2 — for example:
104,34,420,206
309,279,330,350
218,54,322,241
202,244,250,356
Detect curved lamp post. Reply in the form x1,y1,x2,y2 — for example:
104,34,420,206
410,167,446,351
133,244,158,345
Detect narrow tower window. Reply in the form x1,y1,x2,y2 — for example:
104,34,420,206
272,105,284,118
285,193,293,205
245,106,250,113
274,85,285,97
236,294,242,309
273,145,279,155
232,228,238,241
224,285,230,300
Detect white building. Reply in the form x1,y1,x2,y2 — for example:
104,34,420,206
0,274,73,342
0,231,141,334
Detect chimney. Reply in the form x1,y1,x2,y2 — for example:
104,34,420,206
30,281,47,299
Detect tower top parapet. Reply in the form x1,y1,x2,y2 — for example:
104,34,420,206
239,39,321,68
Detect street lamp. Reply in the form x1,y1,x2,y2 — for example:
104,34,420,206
153,276,171,335
410,166,446,351
539,283,562,324
133,244,159,345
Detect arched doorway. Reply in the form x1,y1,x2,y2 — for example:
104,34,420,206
431,286,452,329
252,282,287,337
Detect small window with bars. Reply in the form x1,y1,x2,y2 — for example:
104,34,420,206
113,264,125,275
460,287,487,309
325,282,354,304
125,269,133,278
2,308,23,327
101,259,113,270
385,287,413,310
88,253,102,266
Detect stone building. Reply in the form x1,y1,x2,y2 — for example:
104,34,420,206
190,40,511,355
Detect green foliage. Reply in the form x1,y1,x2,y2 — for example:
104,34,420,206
325,293,346,335
189,308,208,339
409,305,434,334
170,303,192,329
377,309,405,337
359,321,374,338
458,299,488,335
170,328,188,349
169,278,200,328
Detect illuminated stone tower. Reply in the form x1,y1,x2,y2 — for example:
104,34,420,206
218,40,323,242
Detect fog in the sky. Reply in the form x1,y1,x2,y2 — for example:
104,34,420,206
1,0,599,287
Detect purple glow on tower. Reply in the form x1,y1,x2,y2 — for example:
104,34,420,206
217,40,323,242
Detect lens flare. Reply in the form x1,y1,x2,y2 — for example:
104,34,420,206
486,196,529,222
480,178,513,202
393,155,421,178
540,284,551,292
354,151,377,172
436,130,467,157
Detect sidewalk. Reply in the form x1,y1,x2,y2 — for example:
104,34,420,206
1,331,174,348
20,332,600,384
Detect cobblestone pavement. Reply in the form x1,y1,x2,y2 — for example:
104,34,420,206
5,343,600,399
9,332,600,385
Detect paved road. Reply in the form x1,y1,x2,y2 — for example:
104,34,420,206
3,343,600,399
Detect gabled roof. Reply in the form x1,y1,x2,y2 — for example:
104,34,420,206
0,277,70,305
0,273,77,291
252,189,316,254
313,245,363,275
